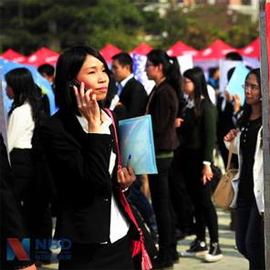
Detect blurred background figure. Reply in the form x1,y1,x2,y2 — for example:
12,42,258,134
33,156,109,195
207,67,220,90
37,64,55,86
110,52,148,119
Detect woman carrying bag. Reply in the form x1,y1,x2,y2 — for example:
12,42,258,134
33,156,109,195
224,68,264,270
40,45,151,270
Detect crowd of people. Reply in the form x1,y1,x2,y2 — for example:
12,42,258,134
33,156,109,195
0,45,265,270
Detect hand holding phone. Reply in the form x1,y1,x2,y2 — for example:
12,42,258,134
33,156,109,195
72,81,101,132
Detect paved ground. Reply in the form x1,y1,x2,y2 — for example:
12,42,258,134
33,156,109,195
39,208,249,270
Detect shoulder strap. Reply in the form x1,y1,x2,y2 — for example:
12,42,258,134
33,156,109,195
104,108,152,270
226,139,235,171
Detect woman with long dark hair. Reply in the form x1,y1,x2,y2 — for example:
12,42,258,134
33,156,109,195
224,68,264,270
5,68,53,265
5,68,43,201
179,67,223,262
39,45,143,269
145,49,182,268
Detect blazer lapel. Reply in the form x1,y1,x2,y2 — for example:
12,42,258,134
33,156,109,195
58,109,85,148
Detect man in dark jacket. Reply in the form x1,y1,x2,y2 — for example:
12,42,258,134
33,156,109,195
111,52,148,119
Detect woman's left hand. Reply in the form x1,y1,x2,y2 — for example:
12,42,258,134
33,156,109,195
201,164,213,185
117,166,136,190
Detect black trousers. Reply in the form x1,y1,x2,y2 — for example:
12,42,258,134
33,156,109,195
10,148,53,261
236,196,265,270
168,146,195,233
148,158,176,256
59,235,134,270
180,148,219,243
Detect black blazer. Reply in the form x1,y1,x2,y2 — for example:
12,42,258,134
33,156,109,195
119,77,148,118
180,99,217,162
40,109,138,244
0,134,33,269
147,80,179,152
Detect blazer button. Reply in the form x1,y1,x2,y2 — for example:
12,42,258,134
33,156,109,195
103,198,109,203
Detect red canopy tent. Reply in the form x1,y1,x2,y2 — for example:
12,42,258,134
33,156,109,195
130,43,153,55
194,39,237,61
1,49,26,63
99,44,122,63
23,47,59,66
167,41,198,57
238,38,260,59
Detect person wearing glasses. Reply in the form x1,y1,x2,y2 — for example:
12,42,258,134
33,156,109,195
145,49,182,268
179,67,222,263
224,68,265,270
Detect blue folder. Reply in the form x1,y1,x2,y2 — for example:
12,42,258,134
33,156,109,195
226,63,250,106
119,115,158,175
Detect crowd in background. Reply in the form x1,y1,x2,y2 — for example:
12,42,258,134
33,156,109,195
0,46,265,270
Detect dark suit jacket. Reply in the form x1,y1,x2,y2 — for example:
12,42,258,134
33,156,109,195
119,77,148,118
216,93,235,141
147,80,179,152
40,109,138,244
180,99,217,162
0,134,33,269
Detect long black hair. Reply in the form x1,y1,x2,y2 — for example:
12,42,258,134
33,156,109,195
55,45,110,114
237,68,261,128
5,68,43,125
183,67,209,117
146,49,184,106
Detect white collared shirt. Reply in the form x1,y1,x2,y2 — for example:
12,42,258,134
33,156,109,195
110,74,134,109
7,102,35,153
119,73,134,89
76,110,130,244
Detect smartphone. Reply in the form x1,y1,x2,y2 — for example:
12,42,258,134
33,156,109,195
69,79,81,88
69,79,92,95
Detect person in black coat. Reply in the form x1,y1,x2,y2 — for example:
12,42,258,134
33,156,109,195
40,45,139,270
5,68,53,265
111,52,148,119
145,49,181,269
0,133,36,270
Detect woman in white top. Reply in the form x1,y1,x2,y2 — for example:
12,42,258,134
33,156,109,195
5,67,43,202
224,68,264,270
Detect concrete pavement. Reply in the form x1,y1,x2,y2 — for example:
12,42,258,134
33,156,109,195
173,208,248,270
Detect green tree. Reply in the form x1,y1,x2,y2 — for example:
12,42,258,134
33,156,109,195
161,4,259,50
84,0,145,50
0,1,259,54
1,0,144,53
